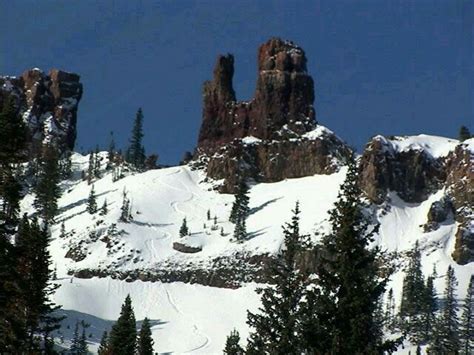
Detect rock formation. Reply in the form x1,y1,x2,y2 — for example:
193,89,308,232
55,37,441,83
195,38,350,192
0,68,83,156
359,135,473,264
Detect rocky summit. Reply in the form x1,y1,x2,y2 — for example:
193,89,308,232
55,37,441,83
0,68,83,157
196,38,351,192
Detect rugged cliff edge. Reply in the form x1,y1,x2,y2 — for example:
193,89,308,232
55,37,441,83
359,135,473,264
0,68,83,156
195,38,351,192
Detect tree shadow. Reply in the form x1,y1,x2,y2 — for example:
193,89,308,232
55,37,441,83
245,227,270,241
130,220,173,228
52,309,166,345
249,197,283,215
57,189,118,215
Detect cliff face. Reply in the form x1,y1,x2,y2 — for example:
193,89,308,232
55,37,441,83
196,38,350,192
0,68,83,156
359,135,474,264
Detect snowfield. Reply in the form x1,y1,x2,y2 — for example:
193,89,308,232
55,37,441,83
18,136,472,354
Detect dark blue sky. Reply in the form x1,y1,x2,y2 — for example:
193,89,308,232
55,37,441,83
1,1,472,164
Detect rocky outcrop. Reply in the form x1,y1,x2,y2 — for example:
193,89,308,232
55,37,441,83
359,135,473,264
423,197,454,232
445,140,474,264
195,38,350,192
0,68,83,156
358,136,447,204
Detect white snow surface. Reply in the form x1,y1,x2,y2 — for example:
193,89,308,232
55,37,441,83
19,150,473,354
375,134,459,159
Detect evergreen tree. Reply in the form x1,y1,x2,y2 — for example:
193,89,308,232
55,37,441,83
233,217,247,242
60,151,73,179
93,145,101,178
460,275,473,355
207,209,211,220
87,185,98,214
246,203,307,354
107,131,116,168
144,154,158,170
385,288,396,331
429,266,459,354
126,108,146,169
60,221,67,238
458,125,471,141
109,294,137,355
0,95,26,165
87,151,94,184
137,317,154,355
301,157,397,354
119,189,131,222
97,331,110,355
0,96,28,351
422,273,438,342
69,321,81,354
16,216,63,351
34,145,62,222
179,218,189,237
400,241,426,342
100,199,108,216
69,321,89,354
223,329,244,355
229,179,249,224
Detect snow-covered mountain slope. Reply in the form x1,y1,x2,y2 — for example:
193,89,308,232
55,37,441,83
20,142,473,354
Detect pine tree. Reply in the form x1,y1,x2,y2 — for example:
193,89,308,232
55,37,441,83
109,294,137,355
87,185,98,214
59,221,67,238
223,329,244,355
422,273,438,342
207,209,211,220
400,241,426,342
179,218,189,237
87,151,94,184
229,180,249,223
0,94,26,164
429,265,459,354
385,288,396,331
94,145,101,178
70,321,81,354
301,157,397,354
460,275,473,355
126,108,146,169
0,95,28,351
100,199,108,216
137,317,154,355
120,189,131,222
98,331,110,355
69,321,89,354
60,151,73,179
233,217,247,242
246,203,307,354
459,125,471,141
34,145,62,222
16,217,63,351
107,131,116,168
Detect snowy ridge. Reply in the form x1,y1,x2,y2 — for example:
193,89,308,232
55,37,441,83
373,134,459,159
19,150,472,353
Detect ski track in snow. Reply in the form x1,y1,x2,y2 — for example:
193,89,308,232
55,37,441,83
29,150,473,354
165,286,212,353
